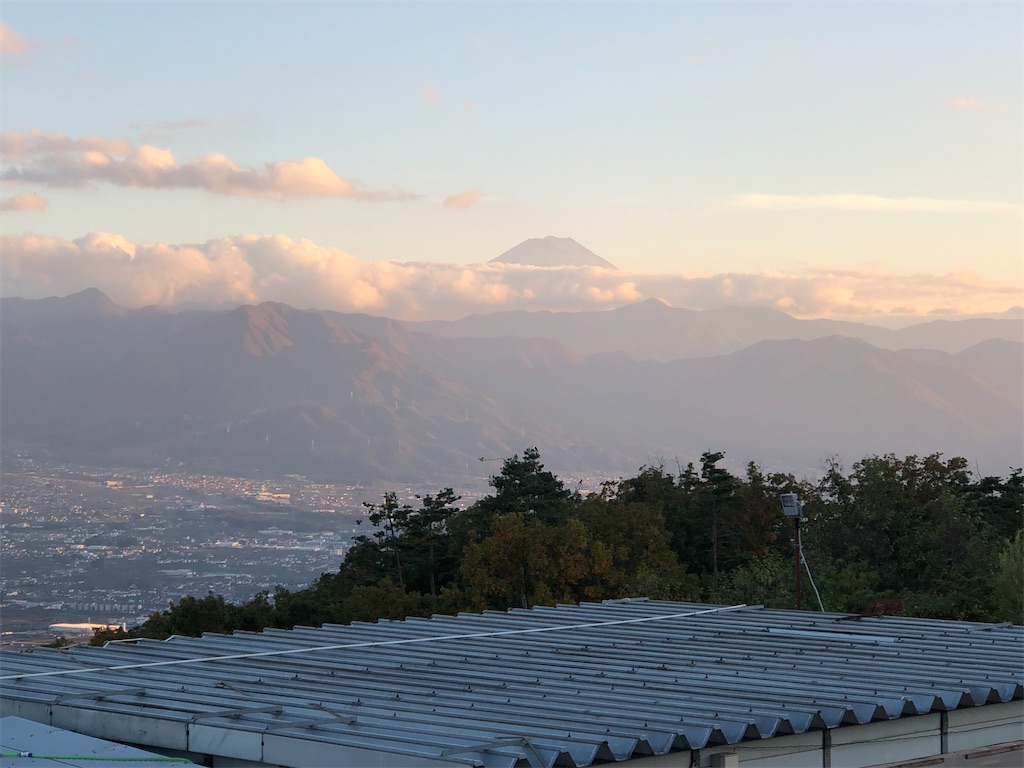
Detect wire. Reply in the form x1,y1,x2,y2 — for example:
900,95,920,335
0,603,749,681
799,544,826,612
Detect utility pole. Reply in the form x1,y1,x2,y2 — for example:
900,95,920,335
780,493,804,610
793,514,802,610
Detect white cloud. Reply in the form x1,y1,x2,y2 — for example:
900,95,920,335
731,193,1020,215
1,130,415,201
0,191,47,211
2,232,1019,321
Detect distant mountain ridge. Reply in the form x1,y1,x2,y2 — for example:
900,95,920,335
410,298,1024,360
2,289,1020,480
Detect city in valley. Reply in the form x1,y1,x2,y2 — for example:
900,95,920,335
0,450,513,649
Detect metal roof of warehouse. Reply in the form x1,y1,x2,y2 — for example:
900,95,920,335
1,600,1021,768
0,716,193,767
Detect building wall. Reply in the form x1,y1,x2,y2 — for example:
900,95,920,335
633,703,1024,768
704,732,822,768
829,714,942,767
948,700,1024,752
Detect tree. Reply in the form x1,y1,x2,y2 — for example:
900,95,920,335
362,491,412,589
711,551,794,609
990,530,1024,624
700,451,738,588
548,518,616,603
573,494,698,600
616,464,701,576
402,488,461,597
804,453,1004,620
92,449,1021,643
735,463,799,561
460,513,547,610
966,469,1023,542
478,447,574,524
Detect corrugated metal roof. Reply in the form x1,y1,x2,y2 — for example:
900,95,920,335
1,600,1021,768
0,716,193,766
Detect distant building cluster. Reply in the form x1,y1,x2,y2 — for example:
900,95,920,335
0,455,386,648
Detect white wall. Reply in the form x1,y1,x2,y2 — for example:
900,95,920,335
625,703,1024,768
947,701,1024,752
829,713,941,767
706,732,823,768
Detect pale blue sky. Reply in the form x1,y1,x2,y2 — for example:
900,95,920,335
1,2,1021,319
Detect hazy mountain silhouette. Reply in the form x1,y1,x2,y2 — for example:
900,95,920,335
417,333,1022,473
411,298,1023,360
1,296,625,480
2,290,1020,479
489,236,617,268
1,286,125,322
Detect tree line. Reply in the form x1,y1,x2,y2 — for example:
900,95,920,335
92,448,1023,644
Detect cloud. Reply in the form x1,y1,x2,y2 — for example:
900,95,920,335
0,191,47,211
3,232,1019,322
0,23,33,57
952,98,987,111
0,130,133,158
731,193,1020,215
443,188,483,209
0,23,73,60
1,130,415,202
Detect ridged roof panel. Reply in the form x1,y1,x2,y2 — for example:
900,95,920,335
2,601,1021,768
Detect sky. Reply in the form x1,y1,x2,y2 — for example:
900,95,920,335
1,1,1021,322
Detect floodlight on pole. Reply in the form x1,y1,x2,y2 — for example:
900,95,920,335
779,493,825,613
780,493,804,610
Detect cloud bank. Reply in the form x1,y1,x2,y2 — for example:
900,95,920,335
2,232,1018,322
0,130,415,201
731,193,1020,215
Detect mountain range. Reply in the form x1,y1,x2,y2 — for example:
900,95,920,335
411,298,1024,360
2,289,1021,482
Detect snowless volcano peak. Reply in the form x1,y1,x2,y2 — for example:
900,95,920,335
490,236,617,269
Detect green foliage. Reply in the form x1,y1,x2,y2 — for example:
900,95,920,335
460,512,545,610
965,470,1023,542
402,488,461,597
805,453,1009,620
572,496,698,600
95,447,1023,645
991,530,1024,624
710,551,794,609
474,447,574,526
